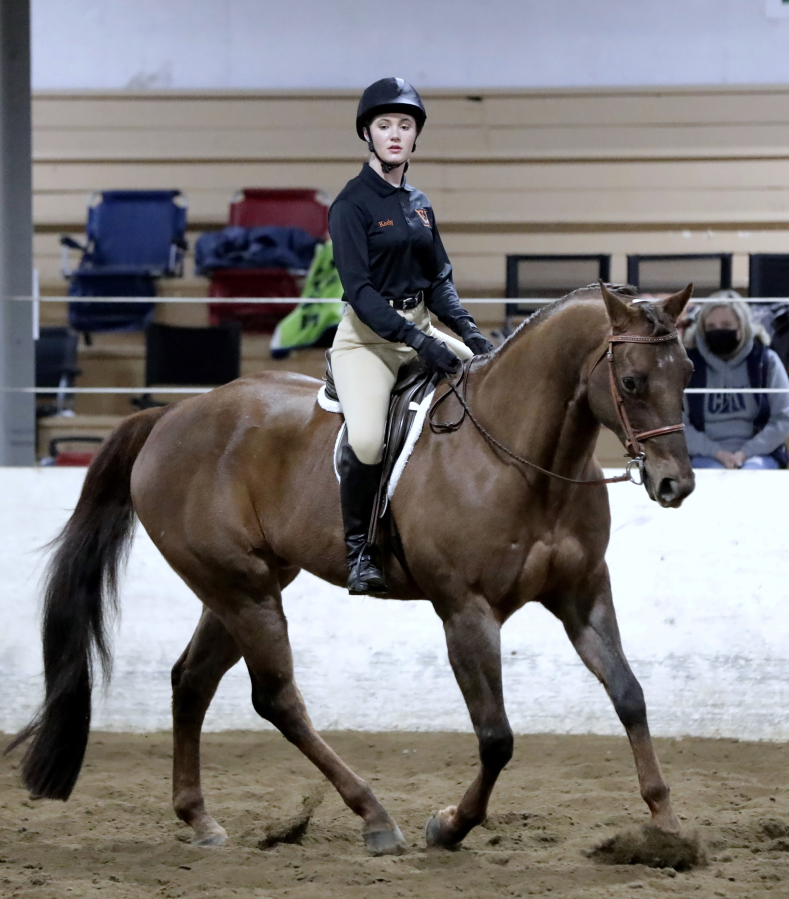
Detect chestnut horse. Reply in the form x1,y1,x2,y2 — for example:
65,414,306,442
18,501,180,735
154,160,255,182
13,283,695,856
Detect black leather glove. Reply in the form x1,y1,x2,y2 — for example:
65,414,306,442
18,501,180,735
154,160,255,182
457,320,494,355
406,329,461,375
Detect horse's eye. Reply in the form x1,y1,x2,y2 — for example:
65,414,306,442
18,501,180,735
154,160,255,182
622,376,637,393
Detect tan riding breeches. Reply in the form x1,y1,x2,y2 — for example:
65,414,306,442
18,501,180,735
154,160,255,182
331,303,473,465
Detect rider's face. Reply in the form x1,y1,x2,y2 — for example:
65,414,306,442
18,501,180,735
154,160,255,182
365,114,417,166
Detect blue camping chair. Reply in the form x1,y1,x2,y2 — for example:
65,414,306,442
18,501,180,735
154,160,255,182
61,190,188,337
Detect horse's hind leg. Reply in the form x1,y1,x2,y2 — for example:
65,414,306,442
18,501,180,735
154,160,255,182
171,607,242,846
558,568,680,832
210,581,407,857
425,597,513,848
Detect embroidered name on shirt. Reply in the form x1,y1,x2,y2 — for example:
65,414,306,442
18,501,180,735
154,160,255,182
416,209,431,227
379,219,394,227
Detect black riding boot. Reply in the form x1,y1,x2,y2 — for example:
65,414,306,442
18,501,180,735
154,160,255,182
339,444,387,595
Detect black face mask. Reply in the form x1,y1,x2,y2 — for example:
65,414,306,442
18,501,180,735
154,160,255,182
705,327,739,356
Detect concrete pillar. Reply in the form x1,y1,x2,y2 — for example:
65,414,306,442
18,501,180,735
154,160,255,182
0,0,35,465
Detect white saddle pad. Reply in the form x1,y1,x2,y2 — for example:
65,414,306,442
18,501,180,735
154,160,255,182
318,386,435,500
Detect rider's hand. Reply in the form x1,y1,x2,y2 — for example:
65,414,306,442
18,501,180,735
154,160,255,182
716,450,739,469
732,450,747,468
458,321,494,355
407,330,461,375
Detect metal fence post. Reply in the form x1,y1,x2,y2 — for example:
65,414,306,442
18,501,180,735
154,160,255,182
0,0,35,465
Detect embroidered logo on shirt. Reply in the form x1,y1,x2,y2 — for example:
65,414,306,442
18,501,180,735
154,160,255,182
378,219,394,227
416,209,431,227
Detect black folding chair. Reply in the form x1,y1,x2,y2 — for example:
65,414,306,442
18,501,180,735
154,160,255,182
504,255,611,335
35,326,81,418
134,321,242,410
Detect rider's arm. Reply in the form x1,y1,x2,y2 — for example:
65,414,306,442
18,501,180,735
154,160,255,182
329,199,419,344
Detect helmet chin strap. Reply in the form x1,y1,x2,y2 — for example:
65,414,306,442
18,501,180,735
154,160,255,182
366,136,414,175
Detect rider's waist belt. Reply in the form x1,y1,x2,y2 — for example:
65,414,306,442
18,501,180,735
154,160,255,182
389,291,424,311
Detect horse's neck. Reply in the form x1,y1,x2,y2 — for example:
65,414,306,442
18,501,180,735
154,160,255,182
472,304,609,479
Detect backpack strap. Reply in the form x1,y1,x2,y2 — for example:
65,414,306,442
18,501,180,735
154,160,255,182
745,340,788,468
747,340,771,432
685,347,706,431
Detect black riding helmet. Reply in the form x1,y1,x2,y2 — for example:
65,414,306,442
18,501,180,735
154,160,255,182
355,77,426,139
356,78,426,173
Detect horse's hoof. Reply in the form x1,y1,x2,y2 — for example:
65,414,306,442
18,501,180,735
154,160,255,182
364,825,407,857
652,812,681,834
191,825,228,847
425,806,460,849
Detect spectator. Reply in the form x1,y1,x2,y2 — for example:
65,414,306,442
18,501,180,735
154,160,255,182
683,295,789,469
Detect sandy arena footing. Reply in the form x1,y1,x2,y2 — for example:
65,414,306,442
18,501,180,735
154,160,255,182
1,731,788,898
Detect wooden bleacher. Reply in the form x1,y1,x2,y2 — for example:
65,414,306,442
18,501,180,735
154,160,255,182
32,85,789,299
31,85,789,459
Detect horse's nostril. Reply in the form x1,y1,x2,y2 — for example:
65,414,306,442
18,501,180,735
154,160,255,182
658,477,678,501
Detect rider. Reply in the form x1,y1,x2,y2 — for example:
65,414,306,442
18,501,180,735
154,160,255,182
329,77,494,596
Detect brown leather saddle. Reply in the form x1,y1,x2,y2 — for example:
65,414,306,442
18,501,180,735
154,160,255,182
325,351,438,538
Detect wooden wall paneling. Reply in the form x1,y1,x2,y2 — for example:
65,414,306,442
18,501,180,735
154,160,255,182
481,91,789,127
33,88,789,130
32,160,357,192
33,122,789,162
32,186,789,230
29,88,789,306
33,158,789,197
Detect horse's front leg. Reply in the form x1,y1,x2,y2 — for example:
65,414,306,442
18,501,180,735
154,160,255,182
426,596,513,849
557,566,680,832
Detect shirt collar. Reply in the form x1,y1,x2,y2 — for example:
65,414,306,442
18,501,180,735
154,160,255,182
359,163,412,196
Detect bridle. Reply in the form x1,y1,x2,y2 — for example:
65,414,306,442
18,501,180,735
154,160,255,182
600,331,685,463
428,328,685,487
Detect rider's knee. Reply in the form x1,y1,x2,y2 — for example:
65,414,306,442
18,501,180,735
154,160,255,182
348,431,385,466
613,678,647,729
478,724,514,771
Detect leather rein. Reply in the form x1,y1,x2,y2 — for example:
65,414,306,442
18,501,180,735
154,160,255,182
428,329,685,487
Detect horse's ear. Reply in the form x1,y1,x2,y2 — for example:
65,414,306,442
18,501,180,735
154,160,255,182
599,281,632,333
657,283,693,323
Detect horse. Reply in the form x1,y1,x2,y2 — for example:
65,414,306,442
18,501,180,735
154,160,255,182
11,282,695,857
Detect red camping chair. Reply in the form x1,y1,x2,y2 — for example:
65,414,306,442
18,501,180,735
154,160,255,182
209,189,330,332
47,436,104,467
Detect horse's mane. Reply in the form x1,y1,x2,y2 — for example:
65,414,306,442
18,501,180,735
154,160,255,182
490,282,668,361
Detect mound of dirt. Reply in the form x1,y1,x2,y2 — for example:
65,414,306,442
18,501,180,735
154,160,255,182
258,783,326,849
588,824,706,871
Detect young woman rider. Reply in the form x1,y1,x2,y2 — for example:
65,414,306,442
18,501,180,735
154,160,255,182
329,77,493,596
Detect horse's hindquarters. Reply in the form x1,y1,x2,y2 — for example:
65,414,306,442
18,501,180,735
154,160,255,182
130,375,358,591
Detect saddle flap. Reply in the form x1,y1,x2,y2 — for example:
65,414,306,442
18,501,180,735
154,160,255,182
391,357,430,397
377,365,437,507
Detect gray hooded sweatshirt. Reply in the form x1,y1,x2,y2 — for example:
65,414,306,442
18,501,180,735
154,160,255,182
683,329,789,458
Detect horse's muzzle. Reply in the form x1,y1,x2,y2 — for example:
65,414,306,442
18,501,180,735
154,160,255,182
644,467,695,508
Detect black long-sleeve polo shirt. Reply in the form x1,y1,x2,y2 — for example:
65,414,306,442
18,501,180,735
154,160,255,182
328,164,474,344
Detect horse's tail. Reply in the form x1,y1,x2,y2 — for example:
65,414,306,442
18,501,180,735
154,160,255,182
7,405,170,800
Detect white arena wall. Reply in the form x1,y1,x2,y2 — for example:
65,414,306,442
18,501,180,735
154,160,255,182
32,0,789,91
1,467,788,741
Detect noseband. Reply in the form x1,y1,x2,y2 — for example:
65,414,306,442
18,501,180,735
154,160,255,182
429,328,684,487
